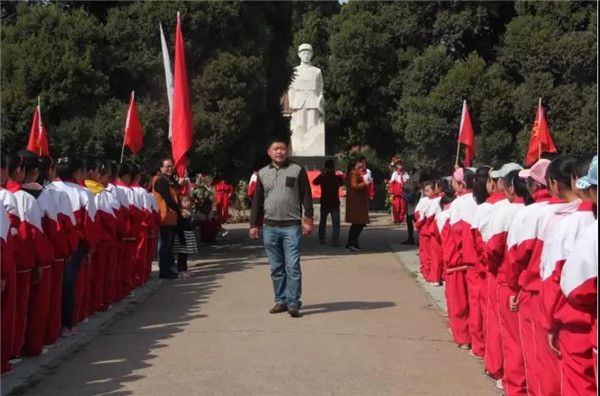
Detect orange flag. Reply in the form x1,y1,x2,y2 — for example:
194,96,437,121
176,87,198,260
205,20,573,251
124,91,143,154
526,98,557,166
26,102,50,156
171,12,193,177
457,100,475,167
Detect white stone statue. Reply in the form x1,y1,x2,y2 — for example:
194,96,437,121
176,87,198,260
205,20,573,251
288,43,325,156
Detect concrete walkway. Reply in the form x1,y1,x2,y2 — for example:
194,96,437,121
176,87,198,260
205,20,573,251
10,213,498,396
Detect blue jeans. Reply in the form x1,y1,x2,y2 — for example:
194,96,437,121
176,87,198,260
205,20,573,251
62,243,85,329
318,206,340,243
262,225,302,307
159,226,176,277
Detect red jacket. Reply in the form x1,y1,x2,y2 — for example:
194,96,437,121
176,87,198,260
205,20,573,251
448,191,478,271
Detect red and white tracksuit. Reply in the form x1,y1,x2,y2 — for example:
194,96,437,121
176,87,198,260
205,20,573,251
484,197,527,396
75,184,101,323
214,180,232,224
506,189,564,396
115,182,142,299
247,173,257,199
478,192,508,380
446,191,479,349
105,183,129,303
5,181,47,358
390,171,409,223
21,183,67,357
90,183,118,313
423,194,443,283
560,220,598,392
414,196,430,280
49,179,98,327
541,201,596,396
44,188,77,346
132,184,152,287
1,202,17,373
435,202,453,324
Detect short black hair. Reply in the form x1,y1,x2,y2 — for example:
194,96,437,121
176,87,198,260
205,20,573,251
505,169,532,205
356,154,367,162
546,156,577,189
267,138,288,148
473,166,491,204
571,155,594,179
139,173,150,186
38,156,54,184
129,162,140,179
117,162,131,178
324,159,335,169
462,168,476,190
19,150,40,175
56,156,83,180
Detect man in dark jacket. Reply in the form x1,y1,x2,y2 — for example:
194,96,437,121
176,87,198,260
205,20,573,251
313,159,344,245
153,158,180,279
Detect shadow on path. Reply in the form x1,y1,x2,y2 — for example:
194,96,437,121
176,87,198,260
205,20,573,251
300,301,396,316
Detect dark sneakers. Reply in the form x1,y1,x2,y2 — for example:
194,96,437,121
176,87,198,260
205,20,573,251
269,303,288,314
288,305,300,318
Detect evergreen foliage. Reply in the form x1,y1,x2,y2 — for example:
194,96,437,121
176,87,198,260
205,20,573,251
1,1,596,182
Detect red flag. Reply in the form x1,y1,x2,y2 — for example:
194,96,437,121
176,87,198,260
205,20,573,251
171,12,193,177
124,91,143,154
27,105,50,156
457,100,475,167
526,98,557,166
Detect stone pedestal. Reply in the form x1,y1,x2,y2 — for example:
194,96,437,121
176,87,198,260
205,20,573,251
290,123,325,157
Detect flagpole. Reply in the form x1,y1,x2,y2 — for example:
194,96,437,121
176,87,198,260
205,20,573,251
37,96,42,155
455,142,461,167
538,97,542,161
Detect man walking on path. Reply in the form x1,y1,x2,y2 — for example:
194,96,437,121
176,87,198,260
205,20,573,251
313,159,344,246
249,139,314,318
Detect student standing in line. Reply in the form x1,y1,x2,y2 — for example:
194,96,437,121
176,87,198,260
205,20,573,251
447,168,477,350
485,169,530,396
560,155,598,394
505,158,554,396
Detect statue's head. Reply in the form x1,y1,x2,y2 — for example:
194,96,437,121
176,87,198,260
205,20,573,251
298,43,313,64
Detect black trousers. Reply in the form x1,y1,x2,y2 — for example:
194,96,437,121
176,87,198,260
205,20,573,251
177,254,188,273
347,224,366,247
406,214,415,240
62,243,85,329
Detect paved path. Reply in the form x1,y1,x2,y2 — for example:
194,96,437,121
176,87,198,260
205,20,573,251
18,214,497,396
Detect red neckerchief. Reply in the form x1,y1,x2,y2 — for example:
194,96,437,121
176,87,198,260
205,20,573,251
443,203,452,210
486,192,506,204
131,183,141,188
78,181,86,187
456,189,472,197
5,180,21,193
532,189,552,203
115,180,130,188
549,196,567,205
62,177,78,184
513,197,525,204
577,201,594,212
